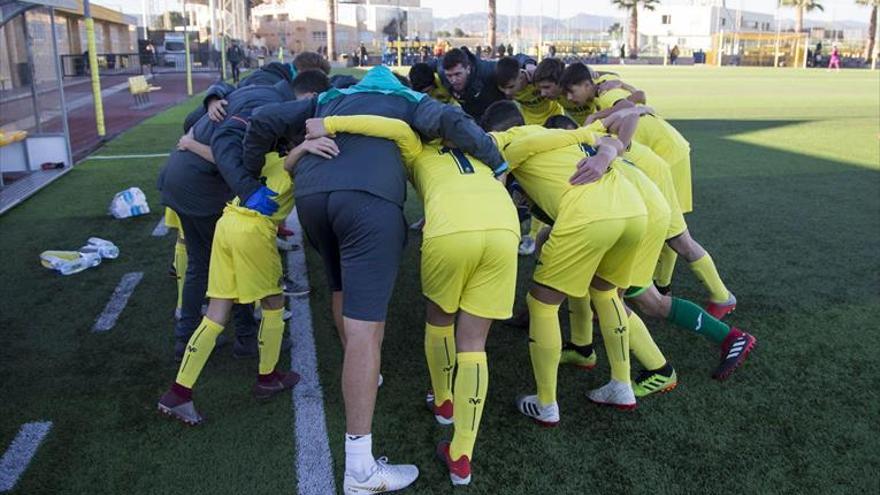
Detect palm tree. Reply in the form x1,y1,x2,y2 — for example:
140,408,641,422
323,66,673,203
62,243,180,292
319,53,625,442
610,0,660,58
779,0,824,33
488,1,497,55
327,0,336,60
857,0,880,62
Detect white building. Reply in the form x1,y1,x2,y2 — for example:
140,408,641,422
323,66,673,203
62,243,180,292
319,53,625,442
638,0,775,53
251,0,433,55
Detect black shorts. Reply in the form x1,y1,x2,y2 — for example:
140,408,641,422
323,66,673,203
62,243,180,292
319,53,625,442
296,190,406,322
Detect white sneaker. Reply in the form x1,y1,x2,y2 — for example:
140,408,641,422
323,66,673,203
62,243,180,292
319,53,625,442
515,394,559,427
343,457,419,494
518,236,536,256
587,379,638,411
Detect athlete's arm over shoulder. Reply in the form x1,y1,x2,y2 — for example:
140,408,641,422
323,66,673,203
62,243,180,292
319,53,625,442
411,97,505,173
243,98,316,177
321,115,423,166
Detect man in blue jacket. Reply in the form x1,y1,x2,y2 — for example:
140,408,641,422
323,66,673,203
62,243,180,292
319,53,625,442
242,66,506,495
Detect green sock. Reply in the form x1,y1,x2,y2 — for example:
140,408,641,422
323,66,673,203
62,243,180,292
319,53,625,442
667,297,730,344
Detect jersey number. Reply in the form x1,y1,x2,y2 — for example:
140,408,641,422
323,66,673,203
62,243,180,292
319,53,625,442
440,147,475,175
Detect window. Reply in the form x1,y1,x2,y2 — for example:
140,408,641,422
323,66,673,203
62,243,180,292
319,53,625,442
312,31,327,42
277,14,289,22
721,18,726,27
661,15,672,25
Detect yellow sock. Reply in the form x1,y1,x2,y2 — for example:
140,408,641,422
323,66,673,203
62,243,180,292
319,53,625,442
424,322,456,405
654,244,677,287
689,254,730,303
449,352,488,461
528,217,545,239
527,293,562,404
567,296,593,346
174,238,188,311
627,312,667,371
589,287,631,384
176,317,224,388
258,308,285,375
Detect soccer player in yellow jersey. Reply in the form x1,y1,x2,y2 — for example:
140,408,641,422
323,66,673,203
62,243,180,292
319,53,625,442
494,56,566,256
481,101,648,419
495,56,565,126
561,63,738,320
305,113,519,487
157,75,332,426
532,58,595,125
542,114,756,385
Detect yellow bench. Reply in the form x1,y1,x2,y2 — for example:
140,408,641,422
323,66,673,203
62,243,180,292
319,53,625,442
128,75,162,107
0,130,28,147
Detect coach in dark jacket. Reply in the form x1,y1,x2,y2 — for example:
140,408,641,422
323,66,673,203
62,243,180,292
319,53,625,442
241,66,505,484
158,77,301,360
434,47,505,120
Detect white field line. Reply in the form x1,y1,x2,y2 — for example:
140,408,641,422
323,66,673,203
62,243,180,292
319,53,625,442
0,421,53,492
92,272,144,333
285,208,337,495
83,153,170,161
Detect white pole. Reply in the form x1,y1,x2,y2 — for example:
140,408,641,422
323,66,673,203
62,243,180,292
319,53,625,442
209,0,217,50
141,0,149,39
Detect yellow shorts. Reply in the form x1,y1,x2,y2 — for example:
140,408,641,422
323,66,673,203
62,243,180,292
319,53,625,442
421,229,519,320
624,143,687,238
207,207,282,304
534,214,647,297
629,202,670,288
164,208,182,232
669,153,693,214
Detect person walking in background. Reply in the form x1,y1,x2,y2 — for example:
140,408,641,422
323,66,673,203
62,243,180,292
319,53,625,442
360,43,369,66
827,44,841,72
227,40,245,83
670,45,680,65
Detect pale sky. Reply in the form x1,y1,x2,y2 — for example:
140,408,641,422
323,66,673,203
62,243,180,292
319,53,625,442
99,0,874,25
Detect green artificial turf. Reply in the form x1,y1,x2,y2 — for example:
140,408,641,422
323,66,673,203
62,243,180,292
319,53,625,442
0,66,878,494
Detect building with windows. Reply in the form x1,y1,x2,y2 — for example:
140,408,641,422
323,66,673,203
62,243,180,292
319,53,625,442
1,0,137,90
638,0,775,53
251,0,433,56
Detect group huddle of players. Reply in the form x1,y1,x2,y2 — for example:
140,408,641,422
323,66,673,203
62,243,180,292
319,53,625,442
154,48,756,494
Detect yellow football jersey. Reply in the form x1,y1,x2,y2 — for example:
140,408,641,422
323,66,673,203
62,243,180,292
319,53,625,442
228,152,294,225
323,115,519,240
492,125,646,225
513,82,564,125
592,81,690,164
558,96,595,126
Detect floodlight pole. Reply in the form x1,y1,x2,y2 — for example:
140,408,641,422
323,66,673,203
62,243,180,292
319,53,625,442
83,0,105,137
183,0,193,96
142,0,149,39
873,5,880,71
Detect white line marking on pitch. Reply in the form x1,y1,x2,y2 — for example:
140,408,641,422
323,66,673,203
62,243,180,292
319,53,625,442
92,272,144,333
151,217,169,237
84,153,171,161
0,421,52,492
285,208,337,495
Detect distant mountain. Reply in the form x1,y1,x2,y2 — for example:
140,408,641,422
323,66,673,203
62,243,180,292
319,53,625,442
434,12,621,36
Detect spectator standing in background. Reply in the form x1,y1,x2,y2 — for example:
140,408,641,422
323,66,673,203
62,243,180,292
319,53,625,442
227,41,245,83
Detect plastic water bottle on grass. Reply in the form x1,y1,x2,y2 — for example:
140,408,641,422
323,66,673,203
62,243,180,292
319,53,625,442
81,237,120,259
40,251,102,275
